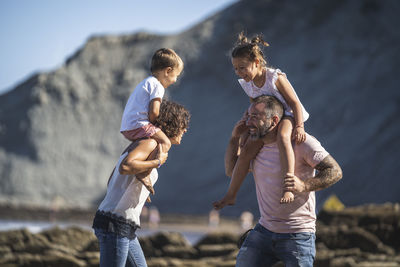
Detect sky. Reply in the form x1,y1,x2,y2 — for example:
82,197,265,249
0,0,237,95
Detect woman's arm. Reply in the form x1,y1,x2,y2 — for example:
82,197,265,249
149,98,161,123
275,74,306,142
119,139,167,175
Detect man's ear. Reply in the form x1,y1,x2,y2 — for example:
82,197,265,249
271,115,280,127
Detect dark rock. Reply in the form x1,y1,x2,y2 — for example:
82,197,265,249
149,231,190,249
39,226,96,252
317,203,400,251
197,244,237,258
317,226,394,254
162,244,197,259
195,232,239,246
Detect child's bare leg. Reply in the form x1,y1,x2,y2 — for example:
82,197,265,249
135,145,160,195
136,130,170,195
151,130,171,152
214,138,263,209
277,117,295,204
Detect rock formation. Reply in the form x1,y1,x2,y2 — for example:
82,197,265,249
0,0,399,215
0,203,399,266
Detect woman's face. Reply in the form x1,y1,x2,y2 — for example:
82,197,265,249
170,128,187,145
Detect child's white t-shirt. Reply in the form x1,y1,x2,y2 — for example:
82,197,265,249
120,76,165,132
238,68,309,121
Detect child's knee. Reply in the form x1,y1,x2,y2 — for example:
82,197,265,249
278,130,291,144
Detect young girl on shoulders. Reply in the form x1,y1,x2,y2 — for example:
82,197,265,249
220,32,309,205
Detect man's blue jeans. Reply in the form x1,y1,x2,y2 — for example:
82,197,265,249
94,228,147,267
236,223,315,267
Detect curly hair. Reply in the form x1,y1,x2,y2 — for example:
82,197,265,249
154,100,190,138
231,31,270,66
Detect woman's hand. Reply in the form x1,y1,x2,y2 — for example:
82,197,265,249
292,126,306,143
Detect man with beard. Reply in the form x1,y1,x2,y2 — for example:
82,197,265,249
213,95,343,266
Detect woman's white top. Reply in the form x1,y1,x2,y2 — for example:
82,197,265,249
238,68,309,121
98,151,158,226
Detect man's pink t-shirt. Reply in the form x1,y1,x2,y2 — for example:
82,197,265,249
252,134,329,233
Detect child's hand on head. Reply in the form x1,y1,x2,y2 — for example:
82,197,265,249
292,126,306,143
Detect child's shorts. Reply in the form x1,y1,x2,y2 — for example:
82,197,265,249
122,124,161,141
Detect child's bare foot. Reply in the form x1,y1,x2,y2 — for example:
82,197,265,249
213,194,236,210
136,173,155,195
280,191,294,204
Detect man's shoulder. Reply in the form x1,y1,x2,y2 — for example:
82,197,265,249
294,133,329,167
294,134,326,157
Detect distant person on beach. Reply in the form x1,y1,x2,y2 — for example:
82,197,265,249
120,48,184,194
220,32,309,205
213,95,342,266
93,100,190,267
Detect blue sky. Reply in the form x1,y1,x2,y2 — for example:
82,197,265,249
0,0,237,94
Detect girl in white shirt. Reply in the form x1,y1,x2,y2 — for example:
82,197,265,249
223,32,309,204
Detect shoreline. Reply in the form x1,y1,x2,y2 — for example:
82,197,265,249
0,203,245,234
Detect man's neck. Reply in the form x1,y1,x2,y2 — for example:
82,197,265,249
261,129,278,145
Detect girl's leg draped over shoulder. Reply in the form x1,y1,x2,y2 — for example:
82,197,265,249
277,116,295,204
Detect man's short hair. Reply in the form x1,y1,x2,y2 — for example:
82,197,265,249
252,95,284,120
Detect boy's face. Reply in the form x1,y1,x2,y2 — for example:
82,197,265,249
164,64,183,88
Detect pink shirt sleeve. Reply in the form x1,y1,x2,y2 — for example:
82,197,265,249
297,135,329,168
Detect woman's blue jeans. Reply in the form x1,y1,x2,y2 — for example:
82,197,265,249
236,223,315,267
94,228,147,267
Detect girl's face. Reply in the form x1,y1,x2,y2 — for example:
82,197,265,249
232,57,259,82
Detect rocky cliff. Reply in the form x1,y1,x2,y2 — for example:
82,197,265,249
0,0,399,215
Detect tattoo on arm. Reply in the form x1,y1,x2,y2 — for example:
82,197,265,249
305,155,343,192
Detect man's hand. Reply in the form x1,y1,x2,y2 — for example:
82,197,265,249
284,174,306,193
232,112,249,138
213,193,236,210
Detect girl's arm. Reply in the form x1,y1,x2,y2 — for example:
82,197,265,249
149,98,162,123
275,74,306,142
119,139,167,175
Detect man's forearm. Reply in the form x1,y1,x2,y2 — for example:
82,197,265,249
224,136,240,177
304,155,343,192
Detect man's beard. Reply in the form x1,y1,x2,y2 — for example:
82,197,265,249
249,122,273,141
